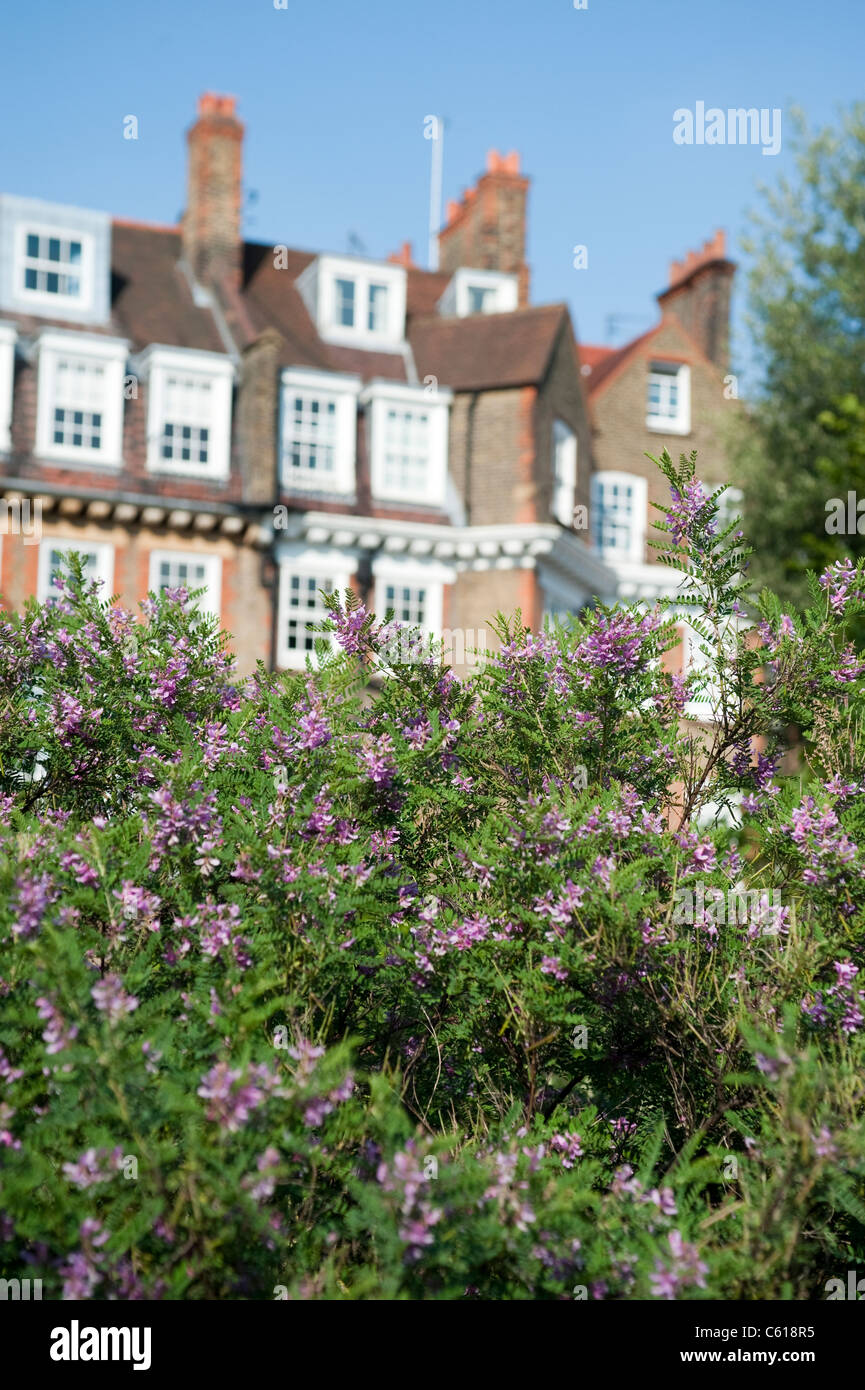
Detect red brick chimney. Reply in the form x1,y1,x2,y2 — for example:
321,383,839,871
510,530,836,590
387,241,417,268
437,149,530,306
183,93,244,287
657,230,735,371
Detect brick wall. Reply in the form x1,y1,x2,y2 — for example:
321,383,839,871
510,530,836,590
588,317,732,562
445,563,541,674
658,262,734,371
236,328,280,504
448,385,537,526
534,321,593,530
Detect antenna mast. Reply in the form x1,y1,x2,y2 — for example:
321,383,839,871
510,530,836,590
428,116,444,270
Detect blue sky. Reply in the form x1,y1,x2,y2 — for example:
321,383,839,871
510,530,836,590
1,0,861,393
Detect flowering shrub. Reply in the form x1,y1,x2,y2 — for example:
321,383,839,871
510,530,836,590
1,449,865,1300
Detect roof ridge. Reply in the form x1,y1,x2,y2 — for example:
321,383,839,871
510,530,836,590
113,217,179,234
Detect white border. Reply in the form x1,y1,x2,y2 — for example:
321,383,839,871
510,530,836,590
552,418,577,526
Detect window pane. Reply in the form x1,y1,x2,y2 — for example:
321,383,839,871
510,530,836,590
368,283,388,331
335,278,355,327
382,407,429,496
284,572,337,655
282,391,339,488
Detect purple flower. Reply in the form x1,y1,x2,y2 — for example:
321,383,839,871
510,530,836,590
91,974,138,1024
333,602,370,657
63,1146,123,1189
540,955,568,981
35,995,78,1055
649,1229,709,1299
11,872,59,940
665,481,716,547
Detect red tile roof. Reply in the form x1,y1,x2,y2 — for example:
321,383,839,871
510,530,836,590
578,330,657,396
409,303,569,392
3,220,574,396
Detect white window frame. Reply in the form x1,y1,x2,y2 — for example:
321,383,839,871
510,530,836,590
37,537,114,603
280,368,361,497
296,255,407,349
591,470,648,564
552,419,577,526
646,361,691,434
137,346,234,481
372,555,448,642
0,324,15,452
362,380,452,508
437,267,520,318
35,331,128,467
276,545,355,670
16,222,95,314
148,549,222,620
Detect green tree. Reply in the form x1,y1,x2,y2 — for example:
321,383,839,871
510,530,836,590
732,103,865,605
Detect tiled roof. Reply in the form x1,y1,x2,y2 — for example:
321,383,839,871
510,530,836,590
111,223,226,353
578,330,656,396
578,344,617,370
4,221,572,395
409,303,569,392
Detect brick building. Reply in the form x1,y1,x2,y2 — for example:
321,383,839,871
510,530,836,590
0,95,734,678
578,230,737,603
578,232,738,709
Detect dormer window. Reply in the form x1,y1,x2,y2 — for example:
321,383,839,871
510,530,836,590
437,267,519,318
0,195,111,324
335,278,356,327
368,283,388,332
22,230,85,302
468,285,495,314
296,255,407,349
